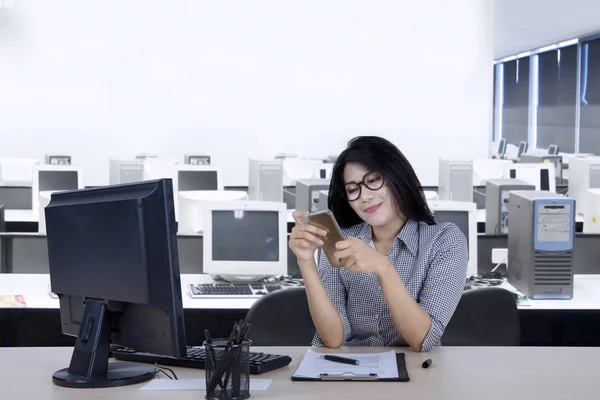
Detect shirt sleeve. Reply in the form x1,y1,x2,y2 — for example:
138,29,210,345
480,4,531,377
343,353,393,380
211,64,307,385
311,249,353,347
418,224,468,352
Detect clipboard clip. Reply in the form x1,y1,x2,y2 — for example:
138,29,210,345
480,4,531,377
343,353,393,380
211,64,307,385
319,372,378,381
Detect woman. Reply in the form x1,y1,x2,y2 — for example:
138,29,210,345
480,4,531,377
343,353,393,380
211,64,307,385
289,136,468,351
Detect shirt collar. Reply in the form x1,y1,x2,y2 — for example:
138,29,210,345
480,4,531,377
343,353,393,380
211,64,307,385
396,219,418,256
354,219,419,256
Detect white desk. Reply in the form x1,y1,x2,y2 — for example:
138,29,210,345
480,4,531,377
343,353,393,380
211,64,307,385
0,346,597,399
4,209,37,223
0,274,258,310
1,273,600,311
501,274,600,310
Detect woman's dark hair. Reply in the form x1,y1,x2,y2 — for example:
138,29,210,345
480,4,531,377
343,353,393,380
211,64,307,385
328,136,435,228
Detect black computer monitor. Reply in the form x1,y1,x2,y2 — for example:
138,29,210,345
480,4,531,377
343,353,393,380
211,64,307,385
45,179,186,388
548,144,559,155
497,138,507,158
517,141,528,157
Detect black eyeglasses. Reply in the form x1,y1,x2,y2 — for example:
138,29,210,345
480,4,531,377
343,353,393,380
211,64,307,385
344,171,384,201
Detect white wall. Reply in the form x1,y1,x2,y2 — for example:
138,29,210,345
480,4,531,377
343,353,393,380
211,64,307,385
0,0,494,187
495,0,600,59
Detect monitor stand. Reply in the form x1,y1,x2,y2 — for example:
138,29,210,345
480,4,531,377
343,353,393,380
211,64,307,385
52,299,156,389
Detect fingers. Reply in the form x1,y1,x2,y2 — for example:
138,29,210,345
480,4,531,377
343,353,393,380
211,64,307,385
294,231,324,246
293,239,317,249
333,248,352,260
292,210,309,225
335,240,352,250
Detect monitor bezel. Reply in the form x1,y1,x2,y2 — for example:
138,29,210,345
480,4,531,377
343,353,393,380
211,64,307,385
427,200,478,278
202,200,287,277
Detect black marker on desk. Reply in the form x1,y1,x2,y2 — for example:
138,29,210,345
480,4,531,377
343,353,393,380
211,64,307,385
422,359,433,368
323,355,360,366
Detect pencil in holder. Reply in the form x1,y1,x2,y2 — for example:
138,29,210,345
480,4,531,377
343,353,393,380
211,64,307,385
204,339,252,400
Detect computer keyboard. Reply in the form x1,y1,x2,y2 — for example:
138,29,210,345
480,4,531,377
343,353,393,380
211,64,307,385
112,346,292,374
188,283,286,299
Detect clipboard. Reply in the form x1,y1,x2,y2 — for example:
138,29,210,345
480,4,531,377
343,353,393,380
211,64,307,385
291,353,410,382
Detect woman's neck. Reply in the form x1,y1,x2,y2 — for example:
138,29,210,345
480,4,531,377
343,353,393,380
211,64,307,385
372,215,406,245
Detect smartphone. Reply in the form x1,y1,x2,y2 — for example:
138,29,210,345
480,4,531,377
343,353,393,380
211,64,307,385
305,210,345,267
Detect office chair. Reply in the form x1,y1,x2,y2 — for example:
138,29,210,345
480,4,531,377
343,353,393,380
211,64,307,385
244,287,315,346
441,287,520,346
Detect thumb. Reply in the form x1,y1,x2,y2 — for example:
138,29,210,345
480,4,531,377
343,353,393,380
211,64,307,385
292,210,309,225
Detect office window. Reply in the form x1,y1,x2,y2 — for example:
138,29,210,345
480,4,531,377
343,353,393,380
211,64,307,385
492,64,501,142
501,58,530,146
580,38,600,155
536,45,577,153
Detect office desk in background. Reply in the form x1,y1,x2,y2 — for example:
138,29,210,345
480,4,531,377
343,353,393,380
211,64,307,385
2,274,600,348
2,273,600,311
0,346,597,400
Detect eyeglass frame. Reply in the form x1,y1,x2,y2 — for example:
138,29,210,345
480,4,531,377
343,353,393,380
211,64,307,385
343,171,385,202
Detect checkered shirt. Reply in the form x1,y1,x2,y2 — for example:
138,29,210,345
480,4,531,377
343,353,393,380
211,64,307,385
312,219,468,351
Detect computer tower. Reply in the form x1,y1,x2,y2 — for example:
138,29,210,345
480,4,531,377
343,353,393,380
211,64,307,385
583,188,600,233
248,159,283,202
317,190,329,212
507,191,574,299
438,158,473,202
485,179,535,234
295,179,330,213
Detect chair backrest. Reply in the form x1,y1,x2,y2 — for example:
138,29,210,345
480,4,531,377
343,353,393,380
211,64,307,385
244,286,315,346
441,287,520,346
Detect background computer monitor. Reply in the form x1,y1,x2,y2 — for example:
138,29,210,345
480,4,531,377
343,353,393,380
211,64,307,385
517,141,528,158
497,138,507,158
548,144,559,155
504,163,556,193
568,156,600,216
202,200,287,282
427,200,477,278
109,158,144,185
0,157,38,186
142,158,177,181
32,165,84,219
45,153,72,165
473,159,513,186
174,165,223,192
45,179,186,388
184,153,211,165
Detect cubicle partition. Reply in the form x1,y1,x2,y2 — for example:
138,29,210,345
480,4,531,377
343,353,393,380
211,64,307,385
0,233,300,275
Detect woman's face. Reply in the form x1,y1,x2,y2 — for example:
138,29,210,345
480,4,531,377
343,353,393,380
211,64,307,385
343,162,398,228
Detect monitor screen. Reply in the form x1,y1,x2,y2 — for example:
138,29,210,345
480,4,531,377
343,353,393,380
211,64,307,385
498,138,507,156
39,171,79,191
518,142,527,157
548,145,558,155
178,170,218,191
433,210,469,255
212,210,279,262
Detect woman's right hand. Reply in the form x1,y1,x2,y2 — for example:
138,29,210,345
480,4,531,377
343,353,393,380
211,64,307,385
289,211,328,262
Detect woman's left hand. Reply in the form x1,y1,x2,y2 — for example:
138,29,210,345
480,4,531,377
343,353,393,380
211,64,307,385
332,236,392,275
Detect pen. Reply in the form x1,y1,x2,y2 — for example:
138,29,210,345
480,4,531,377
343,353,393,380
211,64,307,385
323,355,360,366
422,359,433,368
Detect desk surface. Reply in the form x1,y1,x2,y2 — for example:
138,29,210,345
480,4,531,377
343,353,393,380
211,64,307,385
1,273,600,311
0,346,597,399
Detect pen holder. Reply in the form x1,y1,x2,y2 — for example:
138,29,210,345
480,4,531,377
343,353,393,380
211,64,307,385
204,339,251,400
